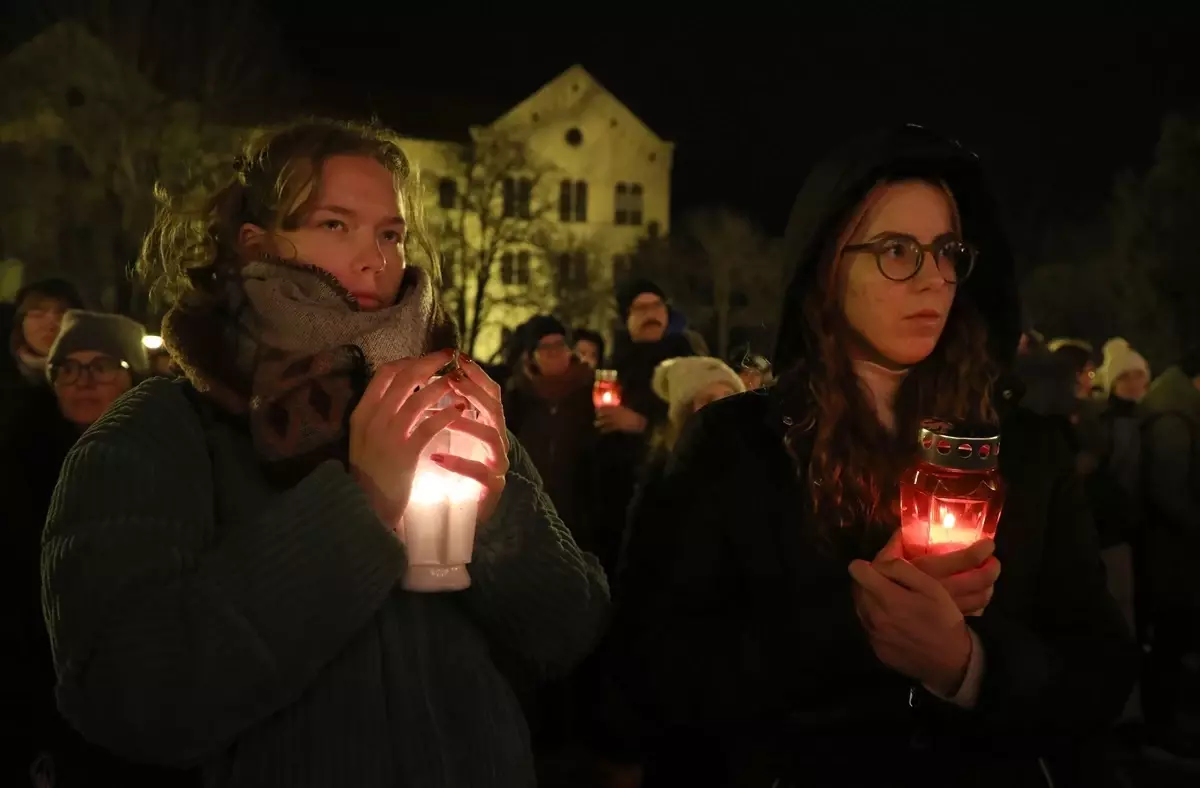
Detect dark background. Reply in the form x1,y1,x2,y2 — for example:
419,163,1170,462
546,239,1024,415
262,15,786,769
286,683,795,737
260,14,1200,266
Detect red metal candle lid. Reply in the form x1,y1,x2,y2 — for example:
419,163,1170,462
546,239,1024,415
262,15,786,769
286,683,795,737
915,418,1001,472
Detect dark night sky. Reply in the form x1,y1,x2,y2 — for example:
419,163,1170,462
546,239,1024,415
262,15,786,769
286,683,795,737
10,5,1200,264
265,15,1200,264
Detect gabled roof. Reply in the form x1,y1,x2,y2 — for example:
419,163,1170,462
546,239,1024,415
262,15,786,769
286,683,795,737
490,64,671,147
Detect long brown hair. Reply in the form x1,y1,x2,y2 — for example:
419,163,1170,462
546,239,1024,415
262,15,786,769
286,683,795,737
783,179,999,541
139,118,438,308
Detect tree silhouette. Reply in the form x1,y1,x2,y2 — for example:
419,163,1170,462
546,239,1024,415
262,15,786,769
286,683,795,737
632,208,783,359
0,3,298,317
432,127,608,354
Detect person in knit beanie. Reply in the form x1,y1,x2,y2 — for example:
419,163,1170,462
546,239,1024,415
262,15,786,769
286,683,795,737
649,356,745,454
1096,337,1151,403
46,310,148,428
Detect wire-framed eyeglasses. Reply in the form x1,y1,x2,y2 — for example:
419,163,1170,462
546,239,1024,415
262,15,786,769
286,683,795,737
842,233,977,284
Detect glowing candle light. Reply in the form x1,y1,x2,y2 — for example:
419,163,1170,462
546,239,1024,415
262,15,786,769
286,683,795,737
400,397,487,592
593,369,622,409
899,420,1006,560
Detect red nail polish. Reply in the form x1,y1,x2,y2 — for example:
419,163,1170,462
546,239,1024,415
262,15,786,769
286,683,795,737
455,403,467,411
430,453,446,463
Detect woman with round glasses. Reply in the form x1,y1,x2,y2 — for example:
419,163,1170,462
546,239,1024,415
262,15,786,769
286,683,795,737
599,126,1135,787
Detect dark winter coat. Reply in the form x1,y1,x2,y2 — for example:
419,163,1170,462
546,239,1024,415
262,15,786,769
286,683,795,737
504,360,597,550
590,332,694,574
1075,395,1142,549
1139,365,1200,607
601,125,1135,787
40,378,609,788
0,388,197,788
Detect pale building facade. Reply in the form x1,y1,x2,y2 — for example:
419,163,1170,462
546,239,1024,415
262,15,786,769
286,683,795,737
400,65,673,361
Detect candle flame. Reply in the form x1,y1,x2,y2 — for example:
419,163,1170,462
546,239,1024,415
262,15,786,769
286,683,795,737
410,469,481,506
939,507,956,529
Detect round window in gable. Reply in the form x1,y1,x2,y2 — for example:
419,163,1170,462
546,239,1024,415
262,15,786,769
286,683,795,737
565,127,584,147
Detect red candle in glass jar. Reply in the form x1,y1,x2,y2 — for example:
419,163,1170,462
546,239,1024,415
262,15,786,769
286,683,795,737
593,369,622,408
899,419,1006,560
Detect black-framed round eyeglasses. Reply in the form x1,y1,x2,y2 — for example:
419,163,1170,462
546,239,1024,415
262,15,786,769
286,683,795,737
50,356,129,385
842,233,977,284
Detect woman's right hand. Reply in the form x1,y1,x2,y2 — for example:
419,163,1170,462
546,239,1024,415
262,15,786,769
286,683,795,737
349,349,467,528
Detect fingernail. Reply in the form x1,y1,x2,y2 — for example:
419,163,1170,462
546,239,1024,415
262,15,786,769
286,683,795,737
430,453,446,463
444,348,456,356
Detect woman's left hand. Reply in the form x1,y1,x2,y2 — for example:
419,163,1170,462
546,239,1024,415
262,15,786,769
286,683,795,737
434,353,510,524
849,535,974,696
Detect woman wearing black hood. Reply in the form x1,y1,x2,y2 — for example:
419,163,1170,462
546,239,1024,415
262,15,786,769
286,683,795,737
602,126,1135,787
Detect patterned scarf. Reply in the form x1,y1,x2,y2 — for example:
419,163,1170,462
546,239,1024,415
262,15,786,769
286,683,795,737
164,258,449,481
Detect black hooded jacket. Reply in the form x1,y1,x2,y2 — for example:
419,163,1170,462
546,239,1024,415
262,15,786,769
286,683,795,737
601,126,1135,787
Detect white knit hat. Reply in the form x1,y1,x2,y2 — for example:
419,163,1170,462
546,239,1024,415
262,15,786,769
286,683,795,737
652,356,746,413
1097,337,1150,393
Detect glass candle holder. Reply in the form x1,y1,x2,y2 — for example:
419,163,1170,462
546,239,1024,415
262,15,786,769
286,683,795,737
899,419,1006,560
593,369,622,408
400,397,486,592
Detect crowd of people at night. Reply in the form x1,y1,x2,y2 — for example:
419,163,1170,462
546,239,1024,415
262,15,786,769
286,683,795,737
2,118,1199,788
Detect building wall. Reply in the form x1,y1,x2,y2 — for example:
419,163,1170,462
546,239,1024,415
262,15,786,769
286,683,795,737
399,65,673,362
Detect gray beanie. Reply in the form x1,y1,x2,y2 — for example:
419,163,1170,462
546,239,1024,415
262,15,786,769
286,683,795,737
47,310,149,381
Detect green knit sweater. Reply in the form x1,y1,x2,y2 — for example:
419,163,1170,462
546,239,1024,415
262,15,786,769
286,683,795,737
42,377,610,787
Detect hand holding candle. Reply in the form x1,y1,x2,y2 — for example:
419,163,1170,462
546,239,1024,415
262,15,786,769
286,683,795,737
849,542,974,697
439,353,510,524
348,351,469,528
910,539,1001,616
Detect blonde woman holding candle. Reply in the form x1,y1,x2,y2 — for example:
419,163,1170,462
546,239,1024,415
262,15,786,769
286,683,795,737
600,126,1135,788
40,119,609,788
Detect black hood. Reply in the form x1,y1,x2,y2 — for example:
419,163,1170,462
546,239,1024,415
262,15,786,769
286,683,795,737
773,124,1020,372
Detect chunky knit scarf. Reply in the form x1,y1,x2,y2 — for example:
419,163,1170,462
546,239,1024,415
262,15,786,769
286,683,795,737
164,259,452,481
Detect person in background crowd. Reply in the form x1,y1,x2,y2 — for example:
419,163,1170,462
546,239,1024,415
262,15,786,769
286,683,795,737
1096,338,1151,405
1048,338,1098,404
592,278,694,576
3,278,85,389
504,315,598,555
601,125,1134,787
503,314,602,779
573,328,605,370
727,343,774,390
1,279,87,438
1075,338,1152,729
666,306,711,356
40,119,608,788
646,356,744,463
0,311,176,788
1138,345,1200,759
